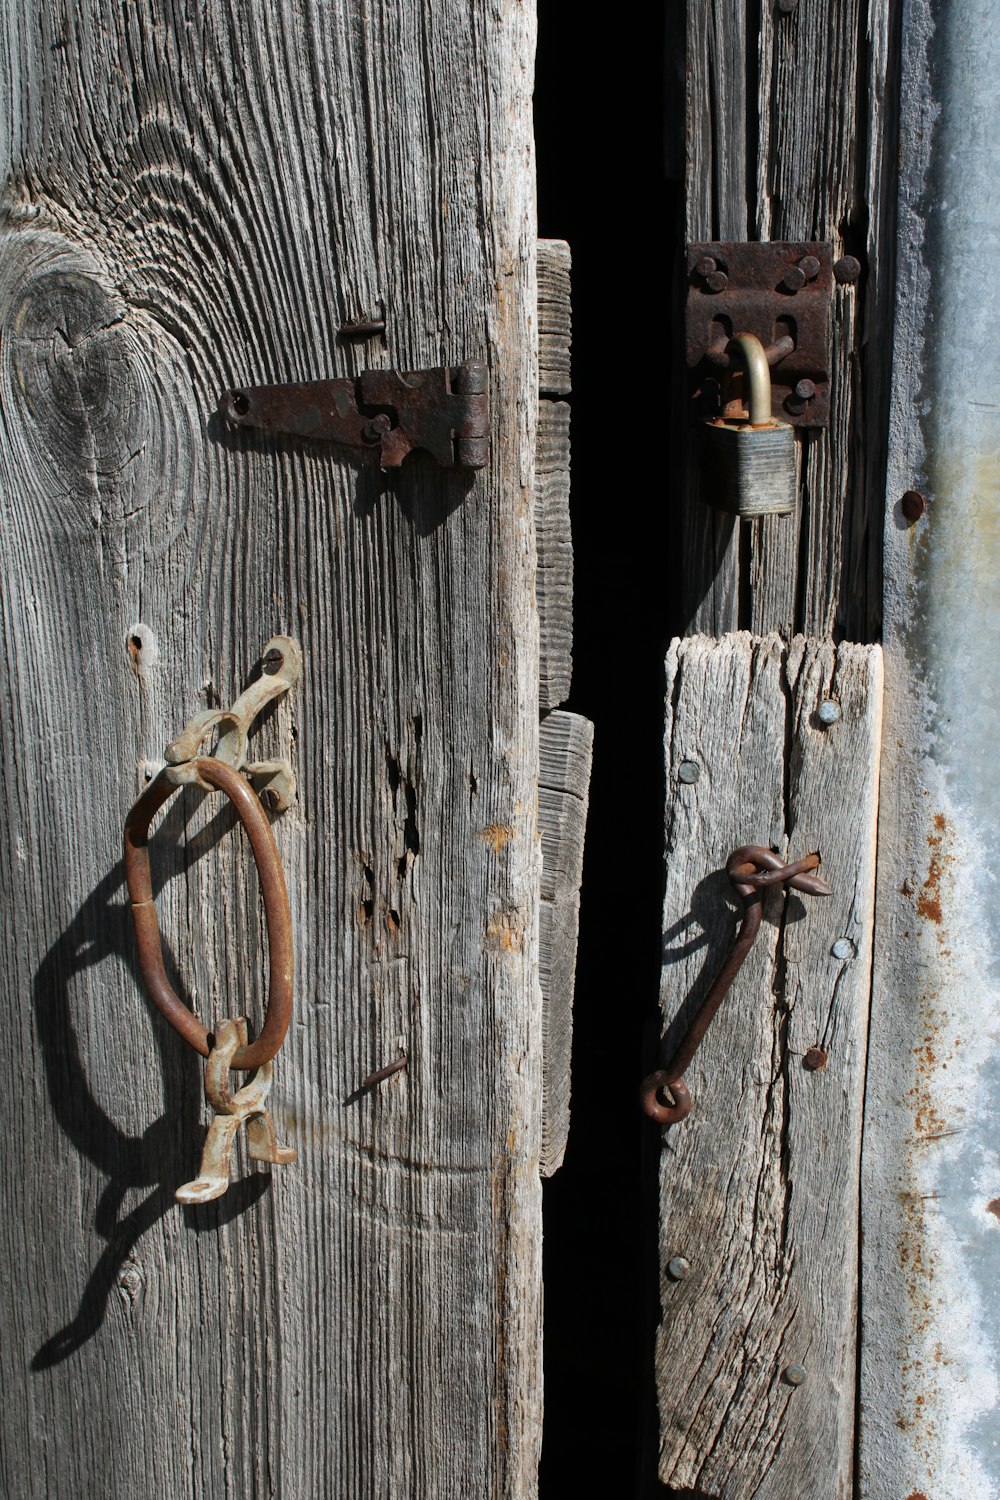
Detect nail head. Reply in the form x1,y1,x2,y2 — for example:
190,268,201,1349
804,1046,829,1072
667,1256,691,1281
831,937,855,961
784,1363,808,1386
834,255,862,284
678,760,701,784
695,256,718,278
782,266,807,292
776,0,799,12
817,699,841,725
705,270,728,293
901,489,926,523
798,255,820,279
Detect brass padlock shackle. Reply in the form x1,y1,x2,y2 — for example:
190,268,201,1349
727,332,774,427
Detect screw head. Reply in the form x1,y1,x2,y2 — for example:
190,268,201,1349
667,1256,691,1281
705,270,729,293
794,379,816,400
804,1046,829,1072
834,255,862,284
817,699,841,725
784,1363,808,1386
798,255,821,280
901,489,927,523
695,256,718,278
678,760,701,784
781,266,807,292
831,937,855,961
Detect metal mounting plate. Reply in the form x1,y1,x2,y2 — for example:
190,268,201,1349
686,242,833,428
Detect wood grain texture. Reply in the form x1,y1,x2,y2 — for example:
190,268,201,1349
535,399,572,712
536,239,571,399
655,633,882,1499
0,5,542,1498
682,1,895,644
535,239,572,711
537,710,593,1177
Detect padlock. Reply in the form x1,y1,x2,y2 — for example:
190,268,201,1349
701,332,797,517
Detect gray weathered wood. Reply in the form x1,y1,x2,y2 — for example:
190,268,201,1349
537,710,593,1177
535,400,573,712
537,239,571,399
535,239,572,711
683,1,895,643
0,5,542,1498
655,633,882,1499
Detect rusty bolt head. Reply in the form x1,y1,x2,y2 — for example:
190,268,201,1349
834,255,862,284
798,255,821,280
667,1256,691,1281
804,1046,829,1072
705,270,729,293
794,379,816,400
784,395,807,416
695,256,718,278
901,489,927,523
784,1363,808,1386
363,413,392,442
782,266,807,292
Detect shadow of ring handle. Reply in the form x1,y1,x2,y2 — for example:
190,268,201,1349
123,757,293,1071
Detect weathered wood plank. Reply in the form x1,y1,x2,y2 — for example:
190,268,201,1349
535,239,572,711
535,400,573,711
537,710,593,1177
0,5,541,1498
537,238,571,398
683,2,894,644
655,633,882,1499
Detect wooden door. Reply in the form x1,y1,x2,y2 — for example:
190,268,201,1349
0,5,563,1497
649,4,892,1496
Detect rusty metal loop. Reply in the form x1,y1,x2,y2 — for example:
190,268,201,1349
124,757,293,1072
640,845,832,1125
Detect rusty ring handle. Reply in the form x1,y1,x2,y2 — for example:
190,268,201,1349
640,845,833,1125
124,757,293,1072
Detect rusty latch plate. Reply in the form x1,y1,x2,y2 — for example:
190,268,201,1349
220,358,488,469
686,242,833,428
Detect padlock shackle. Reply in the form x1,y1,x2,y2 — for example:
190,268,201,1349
730,333,773,426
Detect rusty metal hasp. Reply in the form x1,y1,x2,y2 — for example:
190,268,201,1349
686,243,834,428
123,636,302,1202
640,846,832,1125
219,358,489,469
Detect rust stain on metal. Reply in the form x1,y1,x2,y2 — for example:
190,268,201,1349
640,845,832,1124
916,813,951,927
803,1045,829,1071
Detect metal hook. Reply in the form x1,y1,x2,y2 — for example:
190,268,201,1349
175,1019,296,1204
640,845,833,1125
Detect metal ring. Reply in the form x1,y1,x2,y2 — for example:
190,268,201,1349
124,757,293,1071
639,1072,692,1125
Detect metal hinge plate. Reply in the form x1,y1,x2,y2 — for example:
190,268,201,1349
220,358,488,469
686,242,834,428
